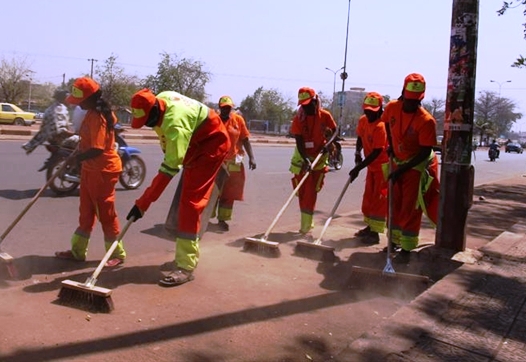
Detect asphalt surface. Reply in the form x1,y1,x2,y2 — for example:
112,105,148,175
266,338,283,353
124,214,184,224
1,125,526,361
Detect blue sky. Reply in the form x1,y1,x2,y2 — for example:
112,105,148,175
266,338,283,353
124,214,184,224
3,1,526,129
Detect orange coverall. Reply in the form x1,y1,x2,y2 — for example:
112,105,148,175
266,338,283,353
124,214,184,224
215,112,250,221
70,110,125,260
289,108,337,233
382,100,440,251
356,114,389,233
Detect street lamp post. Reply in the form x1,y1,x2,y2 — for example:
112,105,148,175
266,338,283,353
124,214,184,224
490,79,511,97
325,66,344,114
26,70,35,112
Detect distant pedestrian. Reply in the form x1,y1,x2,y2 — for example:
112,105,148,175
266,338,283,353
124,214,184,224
381,73,440,263
212,95,256,231
55,77,126,267
348,92,389,245
289,87,337,234
126,89,230,287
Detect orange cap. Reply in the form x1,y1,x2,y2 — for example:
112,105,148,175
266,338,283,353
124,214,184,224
298,87,316,105
218,95,234,108
130,88,157,129
362,92,383,111
66,77,100,105
403,73,426,100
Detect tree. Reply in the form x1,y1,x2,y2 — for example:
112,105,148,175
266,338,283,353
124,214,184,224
95,54,139,107
498,1,526,67
423,98,446,134
239,87,294,134
474,90,522,141
142,52,211,101
0,55,33,104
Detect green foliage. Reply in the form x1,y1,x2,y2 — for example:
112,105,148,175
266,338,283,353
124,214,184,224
474,90,522,137
142,52,211,102
95,54,139,107
498,1,526,66
239,87,294,133
0,55,33,104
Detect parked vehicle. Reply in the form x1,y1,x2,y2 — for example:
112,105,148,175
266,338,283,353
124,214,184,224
0,103,35,126
41,127,146,196
505,142,523,154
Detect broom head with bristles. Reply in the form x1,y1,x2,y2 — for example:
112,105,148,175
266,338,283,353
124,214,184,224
0,251,18,279
347,265,431,298
57,279,114,313
243,237,281,257
294,240,336,262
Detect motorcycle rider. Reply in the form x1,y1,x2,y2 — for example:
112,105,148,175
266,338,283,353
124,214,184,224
489,139,500,159
22,89,75,155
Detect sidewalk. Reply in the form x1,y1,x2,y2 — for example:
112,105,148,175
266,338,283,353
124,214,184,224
2,125,526,361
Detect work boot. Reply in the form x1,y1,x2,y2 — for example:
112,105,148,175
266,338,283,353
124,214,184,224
218,220,229,231
360,232,380,245
394,249,411,264
354,226,371,237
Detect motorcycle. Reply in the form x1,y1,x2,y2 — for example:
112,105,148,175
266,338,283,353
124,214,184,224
41,125,146,196
488,147,498,162
327,137,344,170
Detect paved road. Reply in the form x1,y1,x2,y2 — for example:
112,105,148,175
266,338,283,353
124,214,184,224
1,137,526,361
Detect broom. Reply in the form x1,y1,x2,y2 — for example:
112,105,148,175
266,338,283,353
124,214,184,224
244,150,325,252
57,218,133,313
295,175,354,261
244,131,340,253
348,156,430,291
0,147,78,279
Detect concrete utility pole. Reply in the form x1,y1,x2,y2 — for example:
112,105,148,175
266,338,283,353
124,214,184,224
436,0,479,251
87,58,98,78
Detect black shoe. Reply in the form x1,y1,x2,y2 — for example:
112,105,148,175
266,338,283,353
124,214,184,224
218,220,229,231
360,232,379,245
354,226,371,237
394,249,411,264
382,242,401,253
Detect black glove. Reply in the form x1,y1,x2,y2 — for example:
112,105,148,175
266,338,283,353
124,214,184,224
348,167,360,182
388,167,405,184
354,153,363,165
386,146,395,158
302,158,312,172
127,205,144,222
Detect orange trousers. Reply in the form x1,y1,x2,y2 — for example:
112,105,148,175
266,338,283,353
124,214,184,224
176,115,230,240
76,169,121,241
291,168,326,215
391,156,439,249
361,169,387,232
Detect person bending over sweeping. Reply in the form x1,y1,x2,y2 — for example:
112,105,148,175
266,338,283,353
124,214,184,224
348,92,389,245
126,89,230,287
212,96,256,231
289,87,337,235
55,77,126,268
381,73,440,264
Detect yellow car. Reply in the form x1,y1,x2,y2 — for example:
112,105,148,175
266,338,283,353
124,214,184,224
0,103,35,126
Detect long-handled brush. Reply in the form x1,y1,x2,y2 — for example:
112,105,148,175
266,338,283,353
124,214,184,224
295,175,354,261
244,151,326,251
0,149,77,279
57,219,133,313
347,157,430,291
